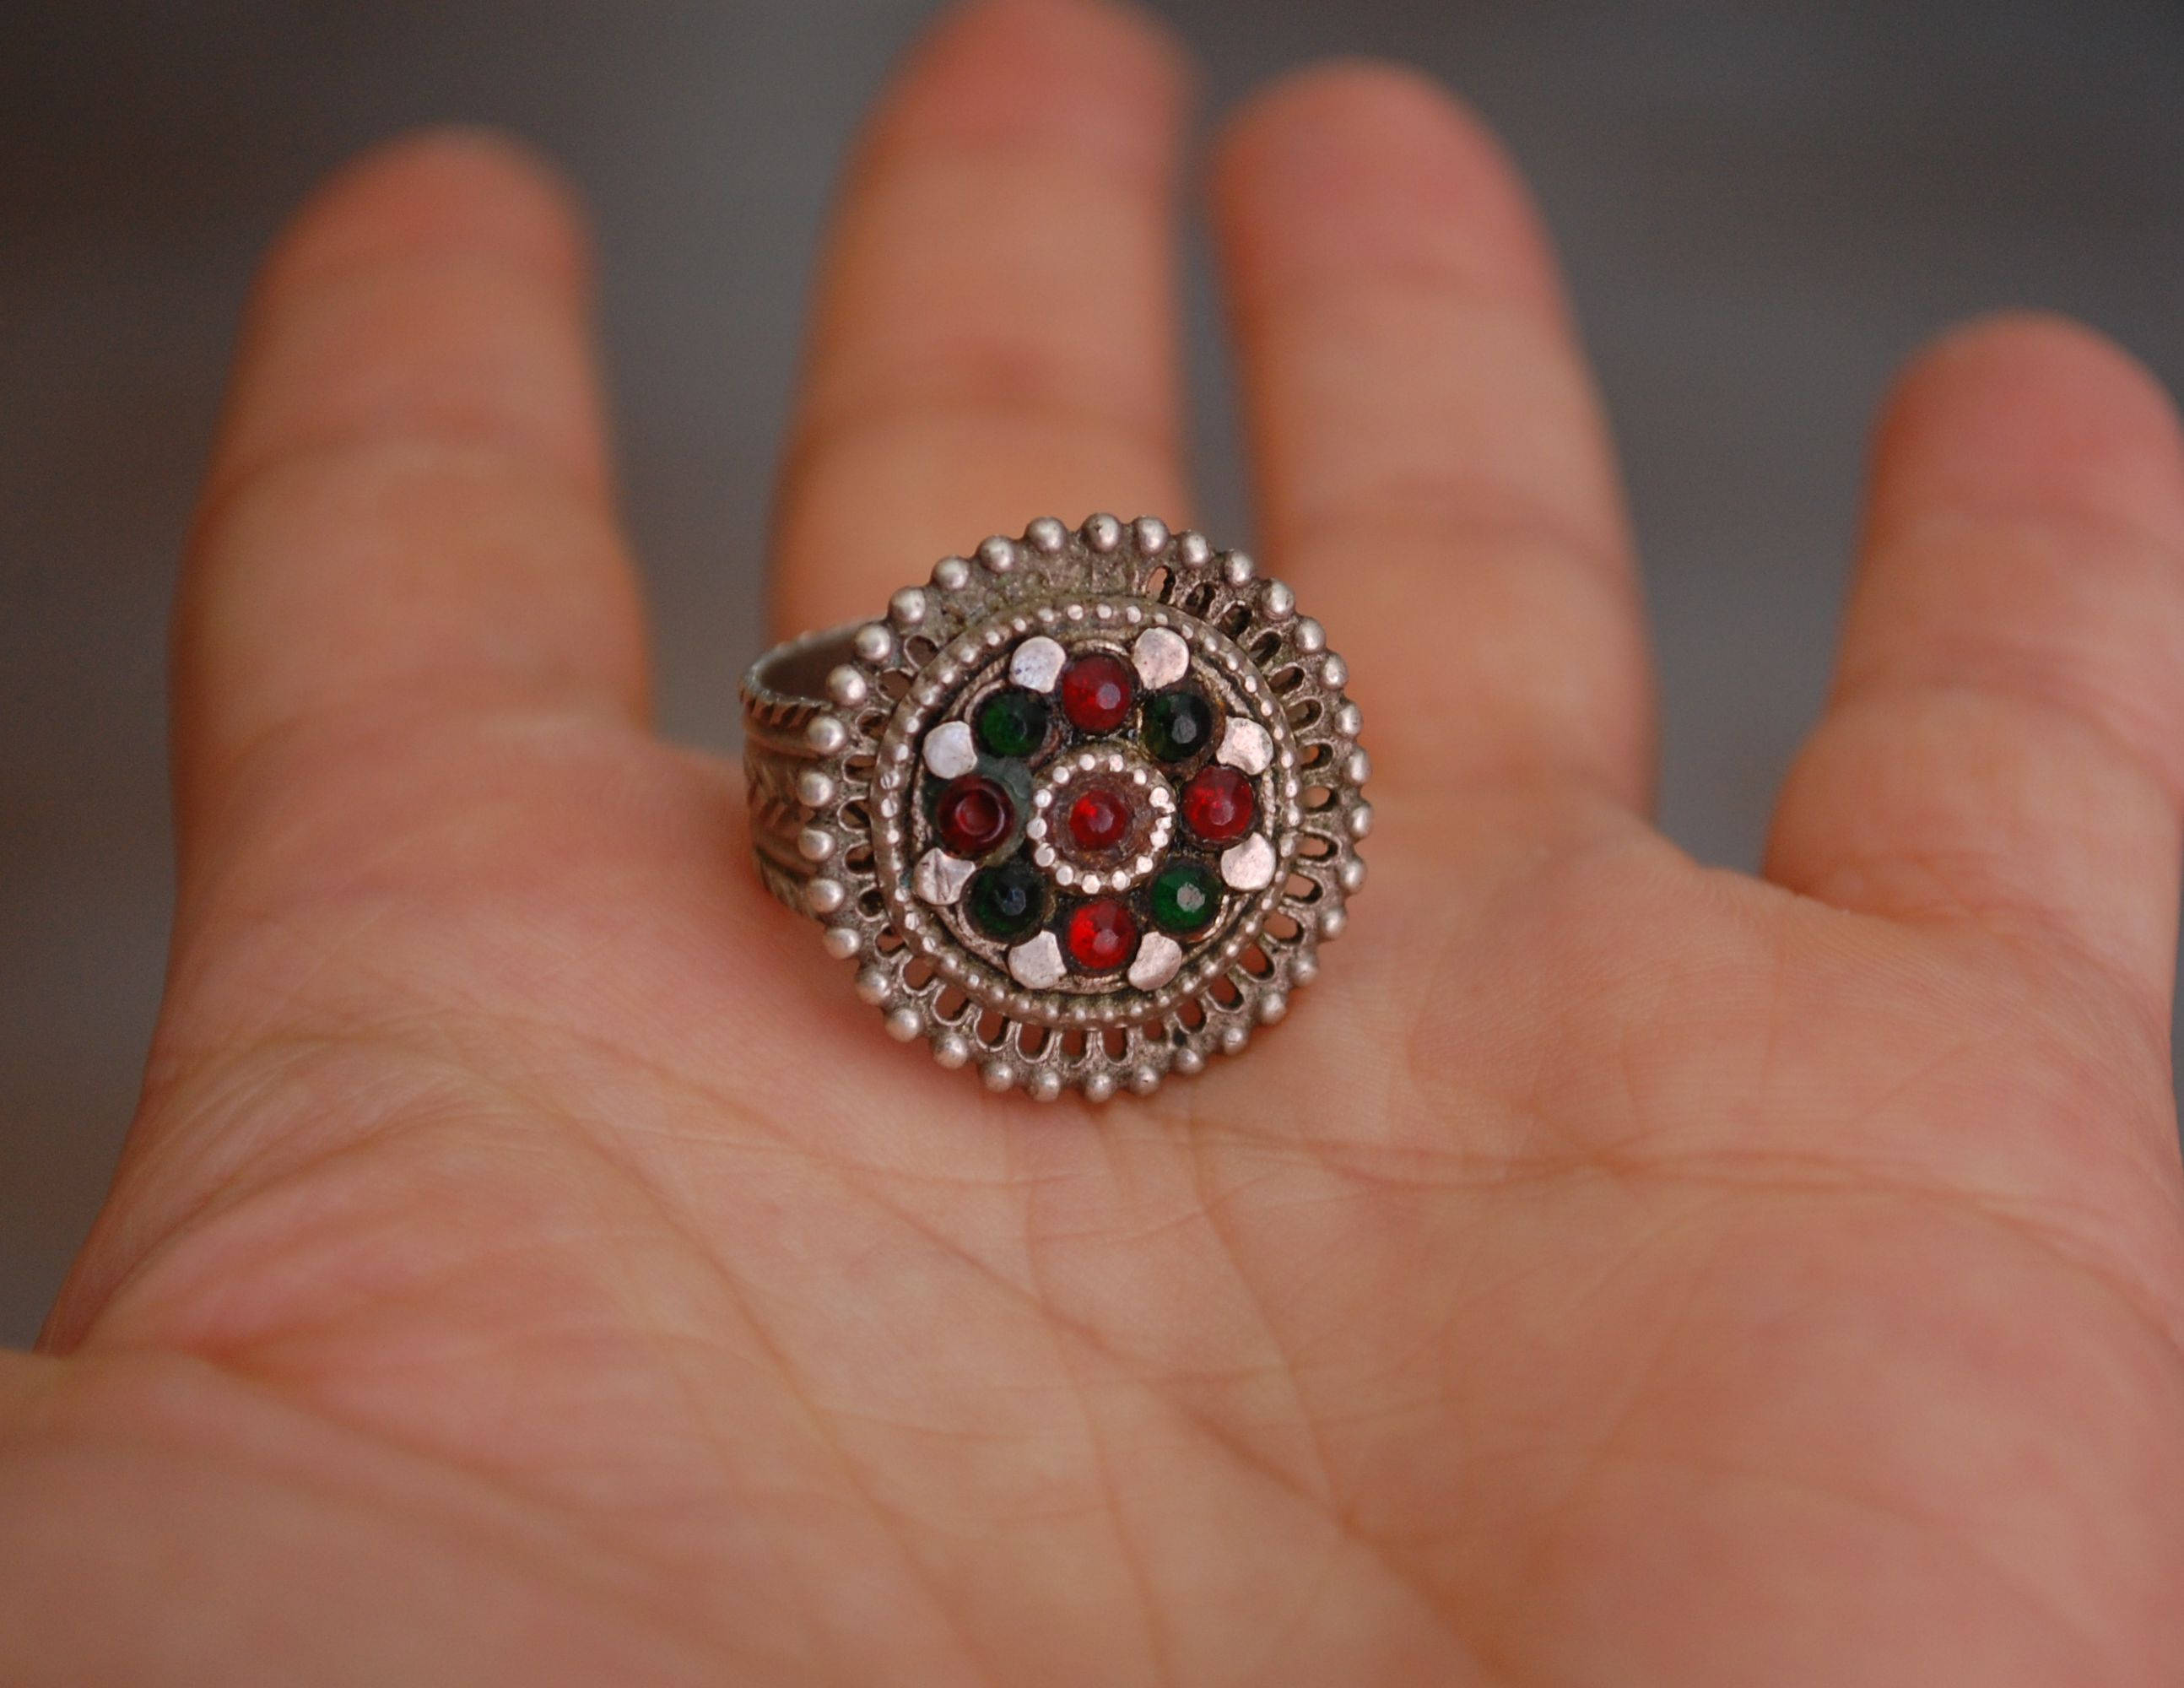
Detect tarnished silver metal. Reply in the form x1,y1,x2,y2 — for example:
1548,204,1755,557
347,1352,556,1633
742,515,1368,1102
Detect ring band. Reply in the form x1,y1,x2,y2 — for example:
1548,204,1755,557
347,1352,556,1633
742,514,1369,1102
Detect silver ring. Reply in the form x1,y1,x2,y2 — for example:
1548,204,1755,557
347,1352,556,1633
742,514,1369,1101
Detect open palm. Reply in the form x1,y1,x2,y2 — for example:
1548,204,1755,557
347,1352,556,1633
7,2,2183,1682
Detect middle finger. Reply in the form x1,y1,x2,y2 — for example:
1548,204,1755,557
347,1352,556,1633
770,0,1195,639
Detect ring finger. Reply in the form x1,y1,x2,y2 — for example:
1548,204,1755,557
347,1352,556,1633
1211,64,1652,814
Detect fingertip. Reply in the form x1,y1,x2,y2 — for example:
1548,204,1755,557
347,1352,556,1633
1216,58,1491,170
262,126,592,302
1905,311,2176,419
1873,311,2184,542
212,127,610,504
870,0,1195,185
918,0,1193,83
1212,58,1560,312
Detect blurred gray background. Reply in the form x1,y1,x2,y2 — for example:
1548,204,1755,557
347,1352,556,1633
3,0,2180,1345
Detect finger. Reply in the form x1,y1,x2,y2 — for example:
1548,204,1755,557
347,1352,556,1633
1210,64,1651,808
1768,314,2184,1015
770,0,1193,637
176,129,647,857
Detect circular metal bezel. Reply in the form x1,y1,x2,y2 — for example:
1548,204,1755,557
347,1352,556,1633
767,515,1367,1101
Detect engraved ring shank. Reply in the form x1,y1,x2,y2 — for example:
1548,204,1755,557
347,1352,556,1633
741,625,862,917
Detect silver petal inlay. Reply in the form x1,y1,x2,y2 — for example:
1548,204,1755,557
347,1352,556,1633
1008,931,1066,990
1131,626,1190,690
1220,834,1278,891
1217,717,1274,776
1127,933,1184,991
1009,636,1067,693
913,850,976,906
921,721,977,779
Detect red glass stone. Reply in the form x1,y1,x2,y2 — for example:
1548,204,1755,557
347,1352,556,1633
1181,765,1256,844
1059,652,1134,733
933,776,1014,857
1067,786,1133,853
1065,898,1138,973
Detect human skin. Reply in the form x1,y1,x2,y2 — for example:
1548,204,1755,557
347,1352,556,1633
3,0,2183,1680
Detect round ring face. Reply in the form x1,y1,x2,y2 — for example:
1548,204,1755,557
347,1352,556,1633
792,516,1368,1101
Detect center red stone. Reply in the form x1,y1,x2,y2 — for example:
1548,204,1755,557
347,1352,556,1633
1067,785,1133,853
933,775,1014,858
1059,652,1135,734
1065,898,1138,973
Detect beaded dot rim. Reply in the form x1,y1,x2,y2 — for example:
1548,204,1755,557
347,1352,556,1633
757,514,1369,1102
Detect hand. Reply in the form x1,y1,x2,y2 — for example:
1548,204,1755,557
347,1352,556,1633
6,2,2181,1681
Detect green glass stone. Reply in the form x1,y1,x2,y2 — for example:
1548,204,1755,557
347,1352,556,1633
968,858,1046,939
976,687,1051,758
1143,688,1214,763
1149,859,1221,934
